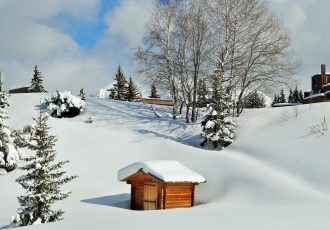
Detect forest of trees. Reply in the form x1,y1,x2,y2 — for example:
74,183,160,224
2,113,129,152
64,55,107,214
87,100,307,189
244,91,266,109
272,87,304,105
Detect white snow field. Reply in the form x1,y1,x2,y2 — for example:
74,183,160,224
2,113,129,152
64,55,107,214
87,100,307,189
1,93,330,229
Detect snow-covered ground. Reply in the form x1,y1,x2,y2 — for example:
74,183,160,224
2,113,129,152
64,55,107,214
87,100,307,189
1,93,330,229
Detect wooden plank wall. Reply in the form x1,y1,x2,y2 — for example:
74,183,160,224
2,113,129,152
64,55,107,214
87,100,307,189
127,172,197,210
164,183,194,209
143,183,158,210
303,95,330,104
132,183,144,210
128,172,157,210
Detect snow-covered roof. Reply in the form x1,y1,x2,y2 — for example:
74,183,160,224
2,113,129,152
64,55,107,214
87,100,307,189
304,93,325,100
271,103,301,107
118,160,206,183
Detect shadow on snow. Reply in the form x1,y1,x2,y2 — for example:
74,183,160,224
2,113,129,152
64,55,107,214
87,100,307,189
81,193,130,210
86,97,203,149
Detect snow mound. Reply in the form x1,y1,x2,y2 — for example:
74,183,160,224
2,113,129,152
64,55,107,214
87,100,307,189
118,160,206,183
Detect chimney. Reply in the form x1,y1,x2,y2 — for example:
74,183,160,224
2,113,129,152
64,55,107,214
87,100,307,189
321,64,326,75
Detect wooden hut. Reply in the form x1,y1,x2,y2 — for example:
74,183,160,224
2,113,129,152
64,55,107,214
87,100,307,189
303,64,330,104
118,160,206,210
8,86,30,94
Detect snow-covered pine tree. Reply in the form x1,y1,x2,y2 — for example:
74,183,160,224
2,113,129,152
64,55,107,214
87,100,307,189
30,65,47,93
292,86,300,103
11,110,77,227
109,66,128,100
126,77,141,102
0,89,22,174
298,90,304,103
272,94,278,106
78,88,86,101
244,91,265,108
149,83,160,99
201,77,235,149
288,88,293,103
279,89,286,103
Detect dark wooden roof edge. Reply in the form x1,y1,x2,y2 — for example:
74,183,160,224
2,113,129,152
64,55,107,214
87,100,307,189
122,169,164,183
312,74,330,78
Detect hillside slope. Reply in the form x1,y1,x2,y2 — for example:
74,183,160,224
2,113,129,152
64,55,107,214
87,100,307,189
1,93,330,229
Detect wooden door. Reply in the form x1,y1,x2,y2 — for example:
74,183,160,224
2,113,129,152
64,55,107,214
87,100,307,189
143,182,158,210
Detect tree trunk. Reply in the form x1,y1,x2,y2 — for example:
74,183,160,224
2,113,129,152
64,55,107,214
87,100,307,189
191,65,198,122
236,91,245,117
185,103,190,123
171,78,178,120
186,92,192,123
179,101,185,114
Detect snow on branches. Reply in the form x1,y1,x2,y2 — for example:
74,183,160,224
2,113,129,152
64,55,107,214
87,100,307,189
11,110,77,227
0,89,23,174
201,84,236,149
45,91,86,118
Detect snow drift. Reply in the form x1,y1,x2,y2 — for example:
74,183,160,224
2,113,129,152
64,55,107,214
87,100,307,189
1,93,330,229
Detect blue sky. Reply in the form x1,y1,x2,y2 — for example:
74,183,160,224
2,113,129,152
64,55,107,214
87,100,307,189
1,0,330,95
0,0,155,93
55,0,119,49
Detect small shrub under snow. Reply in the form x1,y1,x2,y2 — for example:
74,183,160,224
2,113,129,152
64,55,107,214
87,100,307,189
45,91,86,118
309,116,328,136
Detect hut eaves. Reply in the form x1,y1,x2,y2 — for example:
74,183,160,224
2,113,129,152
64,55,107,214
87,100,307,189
118,160,206,183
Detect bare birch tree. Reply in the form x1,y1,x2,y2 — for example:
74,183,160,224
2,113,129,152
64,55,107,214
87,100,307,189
135,1,179,119
171,0,212,122
234,0,299,115
207,0,300,116
186,1,213,122
137,0,299,120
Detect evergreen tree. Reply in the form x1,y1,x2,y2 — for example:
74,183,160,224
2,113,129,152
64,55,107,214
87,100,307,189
126,77,141,102
109,66,128,100
292,86,299,103
279,89,286,103
298,90,304,103
244,91,266,108
30,65,47,93
197,79,208,108
272,94,278,106
11,110,77,227
0,89,22,174
78,88,86,101
211,76,222,104
149,83,160,99
287,88,293,103
201,78,235,149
